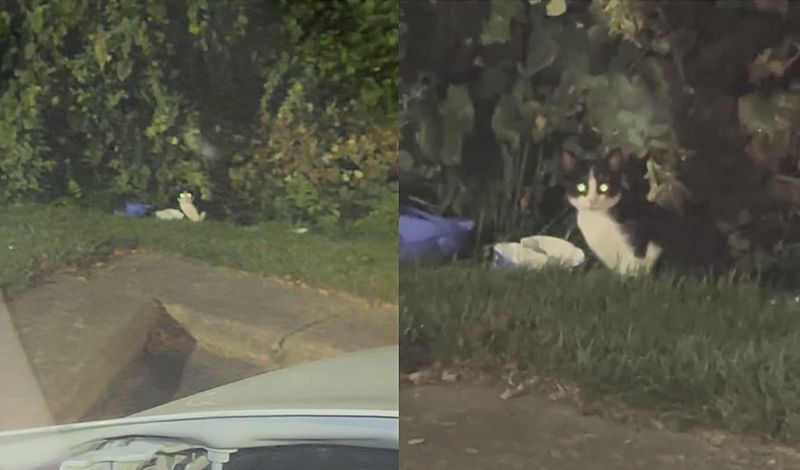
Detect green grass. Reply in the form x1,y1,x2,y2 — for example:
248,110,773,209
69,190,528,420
0,203,397,302
401,264,800,442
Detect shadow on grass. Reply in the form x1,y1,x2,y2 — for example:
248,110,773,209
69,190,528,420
400,264,800,442
0,204,397,303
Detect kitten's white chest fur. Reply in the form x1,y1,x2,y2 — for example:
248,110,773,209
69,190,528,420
576,209,662,276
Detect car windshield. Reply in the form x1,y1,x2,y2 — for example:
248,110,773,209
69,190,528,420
0,0,398,436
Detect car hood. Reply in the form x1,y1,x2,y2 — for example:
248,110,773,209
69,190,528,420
133,344,399,418
0,346,398,469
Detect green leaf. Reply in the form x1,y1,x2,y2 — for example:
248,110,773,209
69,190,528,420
545,0,567,17
106,90,128,108
94,30,109,71
67,179,82,199
24,43,37,60
0,11,11,35
116,60,132,81
28,6,45,35
480,0,524,45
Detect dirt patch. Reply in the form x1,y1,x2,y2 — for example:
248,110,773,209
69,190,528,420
401,382,800,470
4,251,397,425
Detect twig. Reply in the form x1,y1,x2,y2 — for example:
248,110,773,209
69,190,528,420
512,141,532,231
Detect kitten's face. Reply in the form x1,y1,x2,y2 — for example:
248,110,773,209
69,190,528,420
177,191,195,203
562,148,625,212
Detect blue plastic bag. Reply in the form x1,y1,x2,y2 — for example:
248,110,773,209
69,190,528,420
399,205,475,264
124,202,153,217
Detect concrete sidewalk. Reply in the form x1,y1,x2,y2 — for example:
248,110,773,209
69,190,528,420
3,251,397,426
0,292,54,431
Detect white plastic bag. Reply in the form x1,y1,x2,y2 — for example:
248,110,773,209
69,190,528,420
493,236,585,270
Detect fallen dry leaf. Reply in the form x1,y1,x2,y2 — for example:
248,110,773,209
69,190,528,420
701,430,726,447
500,382,527,400
440,370,459,383
547,382,568,400
407,438,425,446
407,369,435,385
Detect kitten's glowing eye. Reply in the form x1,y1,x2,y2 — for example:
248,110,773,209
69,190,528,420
598,183,609,193
576,183,587,193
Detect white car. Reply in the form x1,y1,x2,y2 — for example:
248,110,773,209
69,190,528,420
0,346,399,470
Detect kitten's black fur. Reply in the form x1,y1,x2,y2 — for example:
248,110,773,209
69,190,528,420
562,145,729,275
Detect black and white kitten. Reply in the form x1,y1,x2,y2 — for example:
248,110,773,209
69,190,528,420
561,146,727,276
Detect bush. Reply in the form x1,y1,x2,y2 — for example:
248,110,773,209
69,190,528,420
0,0,398,223
278,0,399,118
0,1,219,205
230,78,397,225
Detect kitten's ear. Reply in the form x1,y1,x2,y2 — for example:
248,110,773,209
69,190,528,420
561,149,578,172
607,148,626,171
